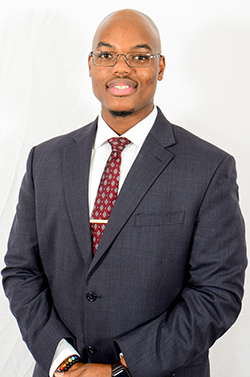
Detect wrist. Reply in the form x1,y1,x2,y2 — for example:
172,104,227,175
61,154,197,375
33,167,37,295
54,354,82,374
111,357,131,377
119,355,127,368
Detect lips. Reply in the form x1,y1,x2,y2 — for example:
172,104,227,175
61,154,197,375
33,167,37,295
107,78,137,96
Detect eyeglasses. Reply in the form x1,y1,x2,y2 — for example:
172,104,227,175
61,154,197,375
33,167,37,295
89,51,162,67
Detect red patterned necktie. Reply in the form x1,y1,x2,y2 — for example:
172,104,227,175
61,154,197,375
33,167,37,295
90,137,131,254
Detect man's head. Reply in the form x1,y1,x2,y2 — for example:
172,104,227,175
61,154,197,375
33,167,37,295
88,9,165,132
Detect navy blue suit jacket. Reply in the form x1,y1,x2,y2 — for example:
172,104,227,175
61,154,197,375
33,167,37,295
2,108,247,377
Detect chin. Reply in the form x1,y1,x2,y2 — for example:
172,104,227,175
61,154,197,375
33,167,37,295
109,109,134,118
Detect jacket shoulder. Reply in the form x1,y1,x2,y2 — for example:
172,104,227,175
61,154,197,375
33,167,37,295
35,119,97,152
170,122,231,165
156,107,231,163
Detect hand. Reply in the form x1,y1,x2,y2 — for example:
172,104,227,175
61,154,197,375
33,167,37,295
54,361,84,377
54,363,112,377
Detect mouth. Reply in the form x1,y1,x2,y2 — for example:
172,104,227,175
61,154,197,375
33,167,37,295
107,79,137,96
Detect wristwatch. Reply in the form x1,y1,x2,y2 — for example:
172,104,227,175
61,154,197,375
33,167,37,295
111,359,132,377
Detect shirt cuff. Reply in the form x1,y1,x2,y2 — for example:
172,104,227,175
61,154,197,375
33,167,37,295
49,339,80,377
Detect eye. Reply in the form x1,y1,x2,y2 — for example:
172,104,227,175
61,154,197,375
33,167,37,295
96,51,114,60
132,53,150,62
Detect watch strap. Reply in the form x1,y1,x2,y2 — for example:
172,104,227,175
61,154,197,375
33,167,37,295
112,359,123,373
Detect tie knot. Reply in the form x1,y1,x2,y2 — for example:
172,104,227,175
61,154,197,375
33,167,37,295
108,137,131,153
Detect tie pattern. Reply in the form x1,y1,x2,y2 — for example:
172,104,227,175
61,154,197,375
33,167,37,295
90,137,131,254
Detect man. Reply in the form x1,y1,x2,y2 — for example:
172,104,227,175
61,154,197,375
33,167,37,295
2,9,247,377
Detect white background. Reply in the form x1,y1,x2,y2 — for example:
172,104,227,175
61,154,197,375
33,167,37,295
0,1,249,376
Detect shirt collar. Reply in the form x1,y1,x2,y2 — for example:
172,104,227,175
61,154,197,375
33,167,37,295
93,106,158,150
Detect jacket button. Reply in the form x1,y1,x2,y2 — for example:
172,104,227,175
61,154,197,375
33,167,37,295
86,345,97,354
86,292,97,302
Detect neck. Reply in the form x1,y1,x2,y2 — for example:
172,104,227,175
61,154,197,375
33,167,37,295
101,105,154,135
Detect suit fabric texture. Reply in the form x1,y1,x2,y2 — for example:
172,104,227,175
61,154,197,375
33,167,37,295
2,108,247,377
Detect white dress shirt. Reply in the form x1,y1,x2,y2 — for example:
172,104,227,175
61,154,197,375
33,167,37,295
49,106,158,376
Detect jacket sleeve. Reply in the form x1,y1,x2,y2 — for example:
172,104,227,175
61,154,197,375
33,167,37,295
1,147,76,374
115,154,247,377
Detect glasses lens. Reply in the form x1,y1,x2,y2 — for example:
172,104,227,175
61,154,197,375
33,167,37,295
127,52,151,67
93,51,116,66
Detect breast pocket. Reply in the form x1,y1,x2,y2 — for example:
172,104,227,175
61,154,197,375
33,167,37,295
134,211,186,227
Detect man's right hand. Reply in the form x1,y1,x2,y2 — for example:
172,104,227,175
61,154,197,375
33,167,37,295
54,362,84,377
54,362,112,377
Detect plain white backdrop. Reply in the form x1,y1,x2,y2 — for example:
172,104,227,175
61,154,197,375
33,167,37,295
0,1,249,376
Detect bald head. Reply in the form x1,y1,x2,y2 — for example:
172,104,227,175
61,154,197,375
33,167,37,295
92,9,162,53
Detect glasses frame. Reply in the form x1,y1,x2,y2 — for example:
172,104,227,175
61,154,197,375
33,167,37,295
89,51,162,68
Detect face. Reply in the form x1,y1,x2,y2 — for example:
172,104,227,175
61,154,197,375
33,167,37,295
88,12,165,125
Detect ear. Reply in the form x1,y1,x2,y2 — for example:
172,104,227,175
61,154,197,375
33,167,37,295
88,54,92,78
157,55,166,81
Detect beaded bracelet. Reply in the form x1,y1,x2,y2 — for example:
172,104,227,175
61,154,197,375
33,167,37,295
55,355,82,374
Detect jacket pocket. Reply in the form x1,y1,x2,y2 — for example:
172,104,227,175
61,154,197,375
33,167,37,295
134,211,186,227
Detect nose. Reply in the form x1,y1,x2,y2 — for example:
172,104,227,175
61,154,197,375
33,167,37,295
112,54,133,74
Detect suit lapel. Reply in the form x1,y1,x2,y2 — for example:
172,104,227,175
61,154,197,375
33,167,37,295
87,109,176,276
63,120,97,268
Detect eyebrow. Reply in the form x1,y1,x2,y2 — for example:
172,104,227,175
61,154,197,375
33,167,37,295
96,42,114,49
132,44,152,51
